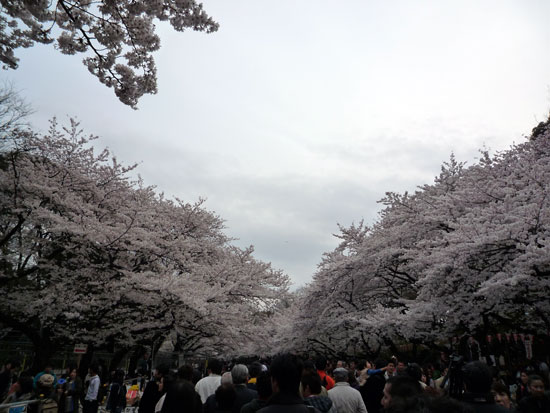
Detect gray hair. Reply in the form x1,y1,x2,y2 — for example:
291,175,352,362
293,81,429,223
333,367,349,382
221,371,233,385
231,364,249,385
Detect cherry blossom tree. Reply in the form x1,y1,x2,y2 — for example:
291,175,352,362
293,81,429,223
0,112,289,369
283,121,550,356
0,1,218,107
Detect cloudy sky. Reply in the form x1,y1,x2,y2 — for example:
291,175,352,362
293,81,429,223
4,0,550,287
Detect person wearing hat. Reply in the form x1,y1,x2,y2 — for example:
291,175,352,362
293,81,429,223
33,365,57,390
35,373,59,413
328,368,367,413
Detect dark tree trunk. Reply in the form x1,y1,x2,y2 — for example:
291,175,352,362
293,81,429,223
109,347,130,372
30,338,56,374
78,344,95,380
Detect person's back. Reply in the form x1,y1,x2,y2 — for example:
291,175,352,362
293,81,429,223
161,380,201,413
141,364,170,413
231,365,257,413
241,371,272,413
360,368,386,413
315,357,335,391
459,362,508,413
328,368,366,413
195,359,223,404
301,372,334,413
258,354,320,413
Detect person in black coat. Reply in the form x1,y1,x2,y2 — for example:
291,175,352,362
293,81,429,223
360,359,387,413
230,364,257,413
460,362,508,413
140,365,169,413
257,354,320,413
517,375,550,413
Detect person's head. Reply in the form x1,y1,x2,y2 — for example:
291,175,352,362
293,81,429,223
248,361,263,379
491,382,511,409
38,373,55,392
301,372,322,397
154,364,170,380
405,363,422,382
462,361,492,394
270,353,303,396
336,360,346,368
256,372,272,401
333,368,348,383
114,369,125,384
208,359,223,375
221,371,233,386
519,370,529,384
162,381,201,413
303,360,316,374
381,375,423,411
386,360,396,376
528,375,545,398
396,361,407,375
159,372,175,394
89,364,99,376
231,364,249,385
177,365,194,382
69,369,77,380
314,355,327,372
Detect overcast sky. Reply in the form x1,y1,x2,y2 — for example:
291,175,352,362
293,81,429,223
4,0,550,287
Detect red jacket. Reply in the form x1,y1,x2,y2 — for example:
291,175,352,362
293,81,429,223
317,370,335,390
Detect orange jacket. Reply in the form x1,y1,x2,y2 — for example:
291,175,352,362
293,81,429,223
317,370,335,390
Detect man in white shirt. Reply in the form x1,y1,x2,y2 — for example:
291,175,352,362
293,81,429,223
328,368,368,413
84,364,101,413
195,359,223,404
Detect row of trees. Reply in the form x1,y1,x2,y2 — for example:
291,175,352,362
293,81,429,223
275,121,550,358
0,89,289,370
3,85,549,366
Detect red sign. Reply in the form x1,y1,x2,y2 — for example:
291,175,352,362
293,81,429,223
73,344,88,354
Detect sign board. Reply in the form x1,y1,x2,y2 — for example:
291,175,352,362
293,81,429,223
73,344,88,354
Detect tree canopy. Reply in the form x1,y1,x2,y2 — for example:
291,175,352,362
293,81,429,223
274,121,550,358
0,1,218,108
0,101,289,369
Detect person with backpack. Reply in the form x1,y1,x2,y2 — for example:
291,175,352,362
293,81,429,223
315,357,335,391
106,370,126,413
35,373,58,413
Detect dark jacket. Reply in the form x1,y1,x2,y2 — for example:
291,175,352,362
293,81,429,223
258,393,321,413
140,380,161,413
517,393,550,413
360,372,385,413
233,385,258,413
303,395,333,413
460,393,510,413
241,399,268,413
106,382,127,412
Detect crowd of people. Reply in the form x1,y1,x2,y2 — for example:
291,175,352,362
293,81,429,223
1,352,550,413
